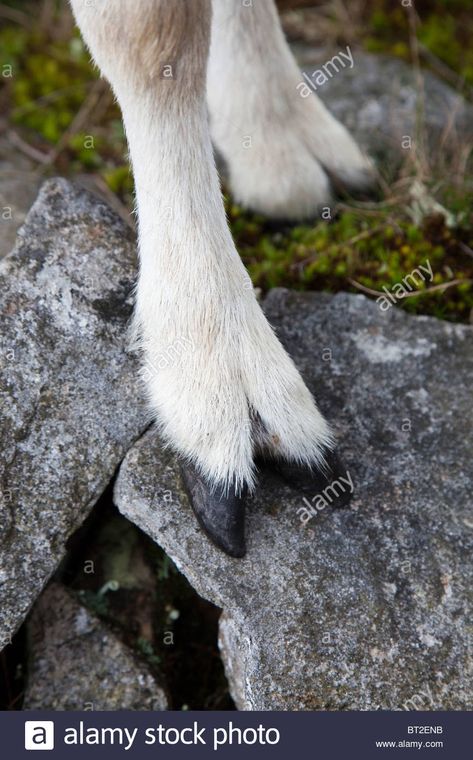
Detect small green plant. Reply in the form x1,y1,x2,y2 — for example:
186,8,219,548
0,17,127,188
136,637,161,668
155,553,177,582
75,588,110,617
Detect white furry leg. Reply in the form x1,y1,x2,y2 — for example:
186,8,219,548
70,0,333,497
207,0,376,219
140,271,334,493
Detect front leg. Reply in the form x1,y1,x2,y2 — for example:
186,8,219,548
70,0,339,556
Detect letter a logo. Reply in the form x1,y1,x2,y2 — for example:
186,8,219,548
24,721,55,750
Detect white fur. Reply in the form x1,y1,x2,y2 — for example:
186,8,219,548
126,94,333,493
69,0,340,493
207,0,375,219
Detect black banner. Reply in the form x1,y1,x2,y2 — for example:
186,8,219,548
4,710,471,759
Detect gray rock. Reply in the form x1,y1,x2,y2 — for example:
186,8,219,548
115,290,473,710
296,47,473,167
0,178,146,649
23,583,168,710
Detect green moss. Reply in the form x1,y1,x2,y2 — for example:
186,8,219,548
227,198,473,323
103,164,134,196
0,22,126,174
362,1,473,87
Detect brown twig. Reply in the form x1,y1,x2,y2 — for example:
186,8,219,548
42,78,108,168
418,42,473,100
348,277,472,299
90,175,135,231
11,83,94,119
0,3,30,26
406,3,428,180
342,224,386,246
7,130,50,164
459,242,473,259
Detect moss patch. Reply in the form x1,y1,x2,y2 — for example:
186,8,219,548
228,196,473,323
364,0,473,89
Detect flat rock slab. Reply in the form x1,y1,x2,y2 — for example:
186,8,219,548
23,583,168,710
115,290,473,710
0,178,146,648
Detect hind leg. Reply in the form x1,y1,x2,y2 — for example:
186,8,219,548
207,0,376,219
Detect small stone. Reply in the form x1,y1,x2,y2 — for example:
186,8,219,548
23,584,168,710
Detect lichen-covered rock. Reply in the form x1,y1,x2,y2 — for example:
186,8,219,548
297,47,473,166
115,290,473,710
23,584,168,710
0,178,146,649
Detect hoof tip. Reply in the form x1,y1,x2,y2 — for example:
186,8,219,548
273,447,354,509
180,463,246,558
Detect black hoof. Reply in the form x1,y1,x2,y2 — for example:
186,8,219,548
180,462,247,558
272,448,353,509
